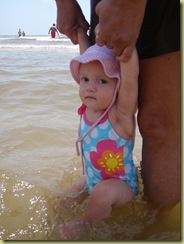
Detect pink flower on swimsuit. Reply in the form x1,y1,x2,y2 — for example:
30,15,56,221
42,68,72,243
90,140,125,179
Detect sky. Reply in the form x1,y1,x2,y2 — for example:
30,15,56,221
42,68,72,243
0,0,90,36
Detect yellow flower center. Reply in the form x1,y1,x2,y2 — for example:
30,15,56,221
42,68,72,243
106,158,118,169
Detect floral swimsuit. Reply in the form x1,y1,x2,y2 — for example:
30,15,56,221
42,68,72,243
77,104,138,193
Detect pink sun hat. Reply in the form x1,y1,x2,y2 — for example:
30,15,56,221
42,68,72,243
70,44,121,86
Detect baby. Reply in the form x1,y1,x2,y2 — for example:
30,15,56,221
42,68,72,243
60,29,139,239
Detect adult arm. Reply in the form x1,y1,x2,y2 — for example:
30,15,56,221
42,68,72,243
55,0,90,44
95,0,147,62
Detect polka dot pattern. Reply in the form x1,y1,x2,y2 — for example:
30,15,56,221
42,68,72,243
79,116,138,193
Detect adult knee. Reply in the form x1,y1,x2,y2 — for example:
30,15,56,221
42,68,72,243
137,109,166,139
137,109,180,207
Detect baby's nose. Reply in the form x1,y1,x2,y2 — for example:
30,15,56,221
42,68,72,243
86,81,96,91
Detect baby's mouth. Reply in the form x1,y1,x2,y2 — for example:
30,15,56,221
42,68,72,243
85,96,96,100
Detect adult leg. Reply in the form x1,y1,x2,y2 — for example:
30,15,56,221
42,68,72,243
138,51,180,207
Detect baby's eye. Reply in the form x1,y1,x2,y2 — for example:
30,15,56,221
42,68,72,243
81,77,89,82
98,79,107,84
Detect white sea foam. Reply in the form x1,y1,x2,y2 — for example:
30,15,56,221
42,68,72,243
0,35,78,50
0,44,79,50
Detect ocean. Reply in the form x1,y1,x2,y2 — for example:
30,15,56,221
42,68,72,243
0,35,180,240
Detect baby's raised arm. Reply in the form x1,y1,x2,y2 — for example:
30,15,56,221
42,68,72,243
77,28,91,54
117,48,139,117
112,48,139,140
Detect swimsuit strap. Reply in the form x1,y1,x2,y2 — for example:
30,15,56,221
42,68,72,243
76,80,120,156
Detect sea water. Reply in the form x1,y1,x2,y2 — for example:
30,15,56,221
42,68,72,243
0,35,180,240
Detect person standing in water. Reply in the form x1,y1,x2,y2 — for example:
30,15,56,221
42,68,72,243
48,23,59,38
18,29,22,37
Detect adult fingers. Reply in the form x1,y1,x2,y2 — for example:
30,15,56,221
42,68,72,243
111,46,123,57
95,1,102,17
116,45,135,62
95,24,106,46
69,29,79,45
79,18,90,32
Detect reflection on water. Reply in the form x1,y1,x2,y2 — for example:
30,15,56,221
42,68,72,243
0,173,51,240
0,165,180,240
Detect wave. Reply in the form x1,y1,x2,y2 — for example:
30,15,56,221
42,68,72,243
0,44,79,50
0,35,70,42
0,35,79,50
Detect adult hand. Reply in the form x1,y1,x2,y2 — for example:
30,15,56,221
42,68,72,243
95,0,147,62
55,0,90,44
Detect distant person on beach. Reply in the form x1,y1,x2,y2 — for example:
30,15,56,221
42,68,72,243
48,23,59,38
18,29,22,37
55,0,180,208
22,31,25,37
60,28,139,239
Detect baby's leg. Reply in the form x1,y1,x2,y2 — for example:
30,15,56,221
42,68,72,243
60,178,133,239
83,178,134,222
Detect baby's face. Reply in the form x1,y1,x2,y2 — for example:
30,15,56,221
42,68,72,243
79,61,117,112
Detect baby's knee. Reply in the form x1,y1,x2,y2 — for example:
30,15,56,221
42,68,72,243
84,186,112,222
90,181,110,206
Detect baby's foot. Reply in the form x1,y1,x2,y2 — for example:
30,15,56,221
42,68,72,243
60,219,90,240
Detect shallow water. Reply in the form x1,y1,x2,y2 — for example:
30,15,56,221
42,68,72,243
0,35,180,240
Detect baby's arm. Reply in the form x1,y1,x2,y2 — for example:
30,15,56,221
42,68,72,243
77,28,91,54
117,48,139,115
115,48,139,138
118,49,139,115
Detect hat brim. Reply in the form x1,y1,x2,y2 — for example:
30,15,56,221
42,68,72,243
70,45,120,85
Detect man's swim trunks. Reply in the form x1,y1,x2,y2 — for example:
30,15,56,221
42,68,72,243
51,31,56,38
137,0,180,59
